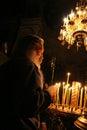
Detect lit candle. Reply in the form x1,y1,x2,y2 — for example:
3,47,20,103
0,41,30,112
66,72,71,85
80,87,83,108
65,72,71,105
66,87,69,106
55,83,61,105
66,84,71,106
76,82,81,106
64,83,69,105
84,86,87,108
62,82,65,105
67,87,72,106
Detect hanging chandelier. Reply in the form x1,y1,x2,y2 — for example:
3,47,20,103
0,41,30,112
58,0,87,51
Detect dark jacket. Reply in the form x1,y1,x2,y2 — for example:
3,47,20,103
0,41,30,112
0,57,51,130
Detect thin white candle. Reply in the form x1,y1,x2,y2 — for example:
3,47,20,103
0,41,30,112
84,86,87,108
67,87,71,106
66,84,70,106
62,82,65,105
80,87,83,108
55,83,61,104
66,72,71,85
64,83,69,105
76,82,81,106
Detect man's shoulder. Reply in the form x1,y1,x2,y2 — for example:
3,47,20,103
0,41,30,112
15,57,36,72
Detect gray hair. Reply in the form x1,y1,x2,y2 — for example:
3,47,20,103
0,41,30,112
12,35,44,57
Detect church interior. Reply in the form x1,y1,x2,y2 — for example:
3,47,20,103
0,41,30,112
1,0,87,129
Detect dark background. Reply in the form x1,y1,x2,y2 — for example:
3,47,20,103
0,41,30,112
0,0,87,85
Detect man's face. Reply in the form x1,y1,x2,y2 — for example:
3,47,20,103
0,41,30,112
38,45,44,65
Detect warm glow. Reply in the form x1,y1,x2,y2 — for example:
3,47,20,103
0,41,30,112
48,70,87,115
58,0,87,51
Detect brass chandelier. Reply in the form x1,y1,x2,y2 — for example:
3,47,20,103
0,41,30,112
58,0,87,51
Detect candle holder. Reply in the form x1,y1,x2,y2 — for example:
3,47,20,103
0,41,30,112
74,110,87,130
